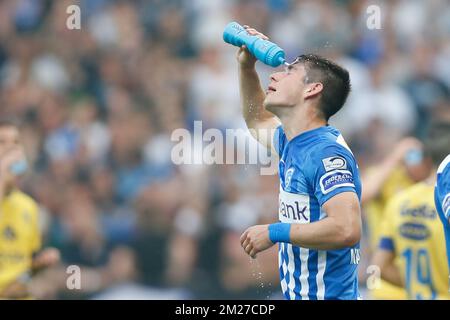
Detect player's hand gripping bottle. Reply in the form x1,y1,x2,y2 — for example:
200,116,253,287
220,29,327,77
223,22,286,67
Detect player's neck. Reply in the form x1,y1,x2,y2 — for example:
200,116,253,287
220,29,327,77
1,184,16,199
279,108,327,141
0,186,12,206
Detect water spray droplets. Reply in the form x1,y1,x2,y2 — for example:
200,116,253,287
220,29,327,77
250,257,270,299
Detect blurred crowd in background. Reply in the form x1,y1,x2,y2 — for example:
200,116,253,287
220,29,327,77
0,0,449,299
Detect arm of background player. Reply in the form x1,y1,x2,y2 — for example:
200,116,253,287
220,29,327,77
28,199,60,273
289,192,361,250
371,248,403,287
371,200,404,287
361,137,421,205
238,27,280,154
31,248,60,273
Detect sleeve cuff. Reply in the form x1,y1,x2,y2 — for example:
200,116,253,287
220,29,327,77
379,237,395,252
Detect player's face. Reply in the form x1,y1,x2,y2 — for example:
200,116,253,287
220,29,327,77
263,62,307,112
405,159,433,182
0,125,21,155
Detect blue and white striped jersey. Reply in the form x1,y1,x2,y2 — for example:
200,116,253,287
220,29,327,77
434,154,450,273
273,125,362,300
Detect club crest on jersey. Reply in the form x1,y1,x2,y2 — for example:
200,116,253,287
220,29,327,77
319,170,354,194
284,167,295,189
322,156,347,172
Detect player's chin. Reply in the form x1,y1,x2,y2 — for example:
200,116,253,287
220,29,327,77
263,94,277,109
264,96,285,113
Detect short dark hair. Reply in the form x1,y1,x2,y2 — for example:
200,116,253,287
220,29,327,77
423,121,450,166
295,54,351,121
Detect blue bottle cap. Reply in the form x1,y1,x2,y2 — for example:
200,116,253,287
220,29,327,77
10,159,28,176
404,149,423,166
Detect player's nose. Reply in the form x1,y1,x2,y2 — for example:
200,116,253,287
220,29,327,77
270,71,283,82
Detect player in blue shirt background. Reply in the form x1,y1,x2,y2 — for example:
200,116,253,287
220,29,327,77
237,26,362,300
434,122,450,279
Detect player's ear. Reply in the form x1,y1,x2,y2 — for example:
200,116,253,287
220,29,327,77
304,82,323,100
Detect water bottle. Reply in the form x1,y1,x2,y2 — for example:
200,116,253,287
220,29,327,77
223,22,286,67
404,149,423,166
10,159,28,176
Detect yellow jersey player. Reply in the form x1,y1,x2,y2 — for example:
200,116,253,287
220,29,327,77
361,137,430,299
372,123,450,300
0,119,59,299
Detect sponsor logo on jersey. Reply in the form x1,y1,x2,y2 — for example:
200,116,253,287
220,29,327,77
400,203,436,219
399,222,430,240
319,170,354,194
279,187,310,223
322,156,347,172
0,253,25,263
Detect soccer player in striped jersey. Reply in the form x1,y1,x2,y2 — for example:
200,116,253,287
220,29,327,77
434,123,450,285
436,155,450,272
237,27,362,300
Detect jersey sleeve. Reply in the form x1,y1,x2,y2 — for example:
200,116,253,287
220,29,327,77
307,144,359,206
378,198,397,252
436,158,450,221
273,125,286,156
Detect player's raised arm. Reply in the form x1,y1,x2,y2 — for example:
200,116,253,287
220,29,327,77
237,26,281,153
361,137,422,205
